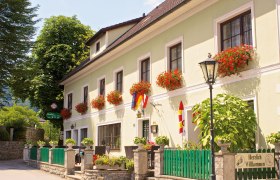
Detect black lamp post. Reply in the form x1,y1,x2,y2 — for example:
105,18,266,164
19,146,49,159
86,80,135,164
199,53,219,180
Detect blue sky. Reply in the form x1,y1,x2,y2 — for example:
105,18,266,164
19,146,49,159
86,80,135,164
30,0,165,35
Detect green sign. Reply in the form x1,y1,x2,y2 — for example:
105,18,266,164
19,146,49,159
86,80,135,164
46,112,61,120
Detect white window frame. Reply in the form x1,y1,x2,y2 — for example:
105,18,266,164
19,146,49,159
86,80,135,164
78,125,89,146
214,1,256,53
95,41,101,53
113,67,124,93
137,52,152,82
165,36,184,73
96,121,122,148
276,0,280,61
81,84,89,104
135,117,151,141
66,91,73,110
97,75,106,96
64,129,72,141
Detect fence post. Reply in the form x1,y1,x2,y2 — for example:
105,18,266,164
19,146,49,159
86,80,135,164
133,148,148,180
23,145,29,162
154,149,164,177
65,148,75,175
37,147,41,162
81,149,94,172
49,148,53,164
215,152,235,180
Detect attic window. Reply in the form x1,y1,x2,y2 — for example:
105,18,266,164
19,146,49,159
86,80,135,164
96,42,100,52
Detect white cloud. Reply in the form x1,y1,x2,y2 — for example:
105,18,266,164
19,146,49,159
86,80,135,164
144,0,164,7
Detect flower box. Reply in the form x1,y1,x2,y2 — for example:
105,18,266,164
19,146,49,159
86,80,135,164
75,102,88,114
214,44,255,77
95,164,125,170
156,69,183,91
107,90,122,106
91,95,105,110
60,108,71,120
129,81,151,95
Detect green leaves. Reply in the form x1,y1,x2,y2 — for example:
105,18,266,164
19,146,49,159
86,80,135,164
192,94,256,152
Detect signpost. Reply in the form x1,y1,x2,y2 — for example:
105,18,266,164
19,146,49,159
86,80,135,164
46,112,61,120
235,153,274,169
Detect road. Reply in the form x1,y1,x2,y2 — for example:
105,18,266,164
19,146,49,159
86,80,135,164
0,159,64,180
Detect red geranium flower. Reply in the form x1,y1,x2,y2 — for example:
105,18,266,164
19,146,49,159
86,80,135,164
75,103,88,114
60,108,71,120
156,69,183,91
91,95,105,110
129,81,151,95
107,90,122,106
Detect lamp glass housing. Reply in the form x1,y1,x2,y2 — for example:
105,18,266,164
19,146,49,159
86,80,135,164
199,56,219,85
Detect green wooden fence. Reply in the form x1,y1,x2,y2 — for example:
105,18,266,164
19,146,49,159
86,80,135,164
235,149,277,180
40,147,49,162
52,148,65,165
30,147,37,160
164,149,211,179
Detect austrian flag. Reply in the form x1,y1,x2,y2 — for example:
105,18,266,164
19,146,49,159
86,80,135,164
178,101,184,134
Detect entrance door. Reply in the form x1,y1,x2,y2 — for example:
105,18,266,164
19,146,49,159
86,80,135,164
142,120,149,141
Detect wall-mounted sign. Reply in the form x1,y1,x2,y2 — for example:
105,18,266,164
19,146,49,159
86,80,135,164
235,153,274,169
51,103,57,110
46,112,61,120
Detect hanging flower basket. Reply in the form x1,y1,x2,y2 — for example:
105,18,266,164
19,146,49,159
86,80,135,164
129,81,151,95
60,108,71,120
75,102,88,114
91,95,105,110
107,90,123,106
156,69,183,91
214,44,255,77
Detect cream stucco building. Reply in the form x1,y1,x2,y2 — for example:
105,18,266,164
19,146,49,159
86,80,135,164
60,0,280,155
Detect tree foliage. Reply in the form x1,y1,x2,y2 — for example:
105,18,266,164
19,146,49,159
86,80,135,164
10,15,94,117
0,0,38,96
192,94,256,151
0,105,41,129
41,120,60,142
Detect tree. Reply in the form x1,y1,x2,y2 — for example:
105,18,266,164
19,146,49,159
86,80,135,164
10,15,94,116
192,94,256,151
0,0,38,96
41,120,60,142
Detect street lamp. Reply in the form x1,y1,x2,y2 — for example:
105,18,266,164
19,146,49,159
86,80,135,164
199,53,219,180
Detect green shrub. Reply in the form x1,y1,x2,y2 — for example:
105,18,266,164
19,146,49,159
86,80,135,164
0,128,9,141
81,138,94,146
133,137,146,145
125,159,134,172
65,138,76,145
266,132,280,144
155,136,169,146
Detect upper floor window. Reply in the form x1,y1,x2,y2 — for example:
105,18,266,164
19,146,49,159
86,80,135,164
83,86,88,104
96,42,100,52
169,43,182,71
221,11,252,50
99,78,105,96
140,58,150,82
67,93,72,110
116,70,123,93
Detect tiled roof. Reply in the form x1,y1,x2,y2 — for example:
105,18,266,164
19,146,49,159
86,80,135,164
61,0,190,83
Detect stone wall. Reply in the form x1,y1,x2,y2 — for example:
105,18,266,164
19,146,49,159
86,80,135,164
0,141,25,160
84,170,132,180
37,161,66,178
25,127,44,143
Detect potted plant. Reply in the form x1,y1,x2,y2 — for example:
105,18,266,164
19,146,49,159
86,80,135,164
215,136,231,153
156,69,183,91
133,137,147,150
60,108,71,120
91,95,105,110
95,155,125,170
214,44,255,77
65,138,76,149
155,136,169,150
49,140,58,148
129,81,151,95
26,140,33,148
37,140,46,148
107,90,123,106
75,102,88,114
81,138,94,150
266,132,280,152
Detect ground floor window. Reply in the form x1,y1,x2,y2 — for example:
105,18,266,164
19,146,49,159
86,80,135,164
80,128,88,142
98,123,121,150
66,130,71,139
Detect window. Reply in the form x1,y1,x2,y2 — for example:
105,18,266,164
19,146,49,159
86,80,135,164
116,70,123,93
221,11,252,50
67,93,72,110
83,86,88,104
142,120,149,141
99,78,105,96
80,128,88,142
98,123,121,150
66,130,71,139
169,43,182,71
140,58,150,82
96,42,100,52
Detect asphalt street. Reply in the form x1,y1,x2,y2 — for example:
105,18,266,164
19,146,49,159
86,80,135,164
0,159,64,180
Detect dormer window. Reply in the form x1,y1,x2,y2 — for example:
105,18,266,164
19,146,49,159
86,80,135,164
96,42,100,52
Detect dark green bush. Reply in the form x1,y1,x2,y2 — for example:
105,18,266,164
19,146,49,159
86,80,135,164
0,127,9,141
